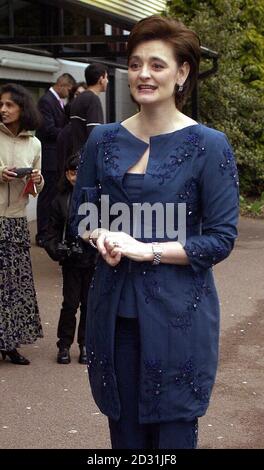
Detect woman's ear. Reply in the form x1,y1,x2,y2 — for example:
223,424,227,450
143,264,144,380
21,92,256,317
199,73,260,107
178,61,190,87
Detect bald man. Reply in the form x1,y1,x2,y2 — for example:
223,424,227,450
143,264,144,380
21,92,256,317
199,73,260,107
36,74,76,246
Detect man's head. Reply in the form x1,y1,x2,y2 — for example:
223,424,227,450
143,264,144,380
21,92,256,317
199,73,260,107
85,63,108,92
54,73,76,99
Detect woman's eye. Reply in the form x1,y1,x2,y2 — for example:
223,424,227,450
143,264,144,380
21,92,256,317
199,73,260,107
152,63,164,69
129,63,140,70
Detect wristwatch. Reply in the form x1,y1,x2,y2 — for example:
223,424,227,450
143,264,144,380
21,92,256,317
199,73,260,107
152,242,163,265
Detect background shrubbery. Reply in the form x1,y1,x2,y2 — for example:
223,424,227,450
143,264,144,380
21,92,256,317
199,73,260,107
166,0,264,197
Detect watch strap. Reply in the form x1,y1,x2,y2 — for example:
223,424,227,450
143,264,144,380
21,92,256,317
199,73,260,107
152,242,163,265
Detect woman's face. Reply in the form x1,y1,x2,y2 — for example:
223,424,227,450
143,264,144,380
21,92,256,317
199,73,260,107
74,86,86,98
128,39,189,107
0,92,21,127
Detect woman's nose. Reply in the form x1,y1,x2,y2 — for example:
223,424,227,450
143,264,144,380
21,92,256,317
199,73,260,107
139,65,151,79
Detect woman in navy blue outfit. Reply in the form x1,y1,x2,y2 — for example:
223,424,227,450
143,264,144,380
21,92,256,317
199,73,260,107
71,15,239,449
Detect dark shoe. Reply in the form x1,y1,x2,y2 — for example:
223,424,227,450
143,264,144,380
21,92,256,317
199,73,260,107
0,348,30,365
78,345,87,364
57,347,71,364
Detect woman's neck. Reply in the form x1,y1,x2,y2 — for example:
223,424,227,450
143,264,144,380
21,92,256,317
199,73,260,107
6,122,20,136
140,105,181,135
126,101,196,141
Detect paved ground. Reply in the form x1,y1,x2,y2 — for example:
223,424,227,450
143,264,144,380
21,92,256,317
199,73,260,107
0,217,263,449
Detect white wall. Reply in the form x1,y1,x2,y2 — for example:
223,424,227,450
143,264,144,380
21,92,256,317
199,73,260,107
0,49,61,83
115,68,137,121
26,196,37,222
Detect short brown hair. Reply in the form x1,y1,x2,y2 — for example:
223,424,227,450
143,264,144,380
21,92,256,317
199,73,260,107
127,15,201,109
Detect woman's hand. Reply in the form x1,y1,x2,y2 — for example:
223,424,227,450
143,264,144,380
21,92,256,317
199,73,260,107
30,169,42,185
87,229,189,267
105,232,153,262
89,229,122,267
89,229,153,266
2,167,17,182
102,231,153,264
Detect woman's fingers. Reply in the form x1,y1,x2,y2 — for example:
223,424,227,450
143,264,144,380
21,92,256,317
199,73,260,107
96,233,107,256
105,237,121,253
96,231,140,263
105,251,122,266
31,169,42,184
98,235,122,266
2,169,17,181
110,246,123,257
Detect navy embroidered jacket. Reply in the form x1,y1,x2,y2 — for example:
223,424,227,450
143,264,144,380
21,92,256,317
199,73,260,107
71,122,239,423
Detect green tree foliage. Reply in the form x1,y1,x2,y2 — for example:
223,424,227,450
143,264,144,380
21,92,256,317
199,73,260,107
166,0,264,195
239,0,264,91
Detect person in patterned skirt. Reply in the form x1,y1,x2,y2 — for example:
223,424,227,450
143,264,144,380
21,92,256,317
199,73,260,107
0,83,44,365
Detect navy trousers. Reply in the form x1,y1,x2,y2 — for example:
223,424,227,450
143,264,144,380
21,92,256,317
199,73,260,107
108,317,198,449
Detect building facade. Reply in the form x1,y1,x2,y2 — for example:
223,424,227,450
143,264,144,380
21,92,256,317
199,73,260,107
0,0,167,118
0,1,217,220
0,0,167,219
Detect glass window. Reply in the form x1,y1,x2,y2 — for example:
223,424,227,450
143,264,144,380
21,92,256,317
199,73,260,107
13,0,42,36
64,9,86,36
0,0,9,36
63,8,88,52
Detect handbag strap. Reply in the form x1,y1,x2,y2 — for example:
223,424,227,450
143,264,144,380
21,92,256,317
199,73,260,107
61,192,72,243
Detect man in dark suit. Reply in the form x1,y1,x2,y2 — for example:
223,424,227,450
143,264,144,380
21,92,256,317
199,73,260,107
36,73,76,246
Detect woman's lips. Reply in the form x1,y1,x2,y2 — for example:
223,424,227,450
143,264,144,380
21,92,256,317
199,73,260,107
137,85,157,93
137,85,157,90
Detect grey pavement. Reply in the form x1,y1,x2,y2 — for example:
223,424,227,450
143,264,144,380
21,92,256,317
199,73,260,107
0,217,263,449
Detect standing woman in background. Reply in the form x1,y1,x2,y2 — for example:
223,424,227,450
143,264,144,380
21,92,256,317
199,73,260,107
0,83,44,365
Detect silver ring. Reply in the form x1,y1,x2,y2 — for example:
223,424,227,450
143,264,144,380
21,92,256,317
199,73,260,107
112,241,120,247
